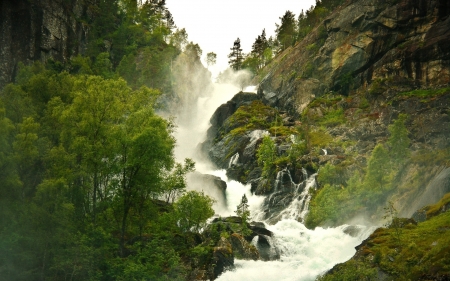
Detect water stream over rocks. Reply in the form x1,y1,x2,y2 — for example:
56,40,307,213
172,81,374,280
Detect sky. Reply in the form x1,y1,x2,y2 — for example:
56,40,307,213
165,0,316,77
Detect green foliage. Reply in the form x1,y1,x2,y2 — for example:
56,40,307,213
175,191,215,233
387,114,410,166
0,59,215,279
319,210,450,280
257,135,277,179
318,108,346,127
226,100,280,136
364,143,390,191
399,87,450,99
316,259,377,281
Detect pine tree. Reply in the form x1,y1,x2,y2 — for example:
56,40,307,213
364,143,390,191
228,38,244,70
276,10,297,51
387,114,410,167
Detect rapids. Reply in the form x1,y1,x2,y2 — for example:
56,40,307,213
172,79,374,281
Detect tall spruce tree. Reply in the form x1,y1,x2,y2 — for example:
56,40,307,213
228,38,244,70
276,10,297,51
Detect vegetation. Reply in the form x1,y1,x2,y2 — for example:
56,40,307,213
0,0,219,275
257,135,277,179
306,115,412,228
228,38,244,70
317,209,450,280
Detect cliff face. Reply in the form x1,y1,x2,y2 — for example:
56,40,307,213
205,0,450,226
0,0,92,89
257,0,450,116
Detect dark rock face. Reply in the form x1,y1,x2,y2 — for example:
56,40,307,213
229,233,259,260
212,237,234,279
257,0,450,117
0,0,92,89
187,172,227,209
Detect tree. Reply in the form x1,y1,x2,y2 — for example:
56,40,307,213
364,143,390,191
175,191,215,233
162,158,195,203
276,10,297,51
257,135,277,179
387,114,410,166
170,28,188,51
235,194,250,220
250,29,269,71
228,38,244,70
206,52,217,68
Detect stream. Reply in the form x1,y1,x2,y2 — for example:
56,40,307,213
172,80,374,281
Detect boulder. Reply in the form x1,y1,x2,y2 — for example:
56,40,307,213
229,233,259,260
212,237,234,279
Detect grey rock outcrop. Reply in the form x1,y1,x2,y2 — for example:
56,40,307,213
0,0,93,89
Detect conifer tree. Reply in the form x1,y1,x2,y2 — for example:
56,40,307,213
228,38,244,70
276,10,297,51
387,114,410,166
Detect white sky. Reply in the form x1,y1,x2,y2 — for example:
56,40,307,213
166,0,316,77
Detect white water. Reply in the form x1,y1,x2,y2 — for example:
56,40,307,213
172,79,374,281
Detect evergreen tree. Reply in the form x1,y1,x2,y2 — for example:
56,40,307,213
276,10,297,51
235,194,251,235
228,38,244,70
387,114,410,166
206,52,217,68
364,143,390,191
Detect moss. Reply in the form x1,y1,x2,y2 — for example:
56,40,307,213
309,129,333,147
318,108,346,127
318,210,450,280
423,193,450,218
398,87,450,99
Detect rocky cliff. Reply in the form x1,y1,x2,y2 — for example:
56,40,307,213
0,0,93,89
257,0,450,116
204,0,450,226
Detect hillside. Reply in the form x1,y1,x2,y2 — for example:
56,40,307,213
201,0,450,278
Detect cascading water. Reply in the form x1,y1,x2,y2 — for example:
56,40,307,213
172,78,374,281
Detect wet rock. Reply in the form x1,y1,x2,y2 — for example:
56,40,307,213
229,233,259,260
212,237,234,279
255,235,280,261
188,172,227,208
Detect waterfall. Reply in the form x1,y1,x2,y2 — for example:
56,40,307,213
228,152,240,168
171,80,374,281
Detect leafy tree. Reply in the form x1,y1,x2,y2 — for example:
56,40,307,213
175,191,215,233
387,114,410,166
228,38,244,70
162,158,195,203
276,10,297,51
206,52,217,68
257,135,277,179
170,28,188,51
364,143,390,191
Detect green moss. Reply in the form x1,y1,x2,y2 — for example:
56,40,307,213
309,129,333,147
423,193,450,218
226,100,279,135
399,87,450,99
318,210,450,280
318,108,346,127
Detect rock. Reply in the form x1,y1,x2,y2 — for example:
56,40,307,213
212,237,234,279
0,0,91,89
229,233,259,260
188,172,227,209
255,235,280,261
